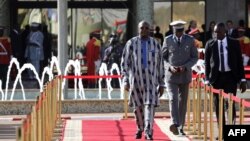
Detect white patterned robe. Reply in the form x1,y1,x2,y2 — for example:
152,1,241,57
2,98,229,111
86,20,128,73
121,36,165,107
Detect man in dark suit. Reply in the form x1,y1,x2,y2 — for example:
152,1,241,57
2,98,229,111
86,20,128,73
226,20,238,39
204,22,247,140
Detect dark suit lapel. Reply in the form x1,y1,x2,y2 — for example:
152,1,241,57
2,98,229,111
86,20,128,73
226,37,232,64
226,37,232,54
212,39,219,66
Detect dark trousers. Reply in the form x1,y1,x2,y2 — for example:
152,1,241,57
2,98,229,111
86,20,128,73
134,105,155,135
0,64,8,89
212,71,237,127
111,70,119,88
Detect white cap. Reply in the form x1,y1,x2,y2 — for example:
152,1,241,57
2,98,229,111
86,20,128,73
31,22,39,27
170,20,186,29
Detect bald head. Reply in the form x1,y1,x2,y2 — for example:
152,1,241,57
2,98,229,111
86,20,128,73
138,21,150,39
214,22,226,40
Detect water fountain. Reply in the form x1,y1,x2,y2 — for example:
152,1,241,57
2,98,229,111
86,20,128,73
1,56,129,101
0,55,206,101
0,80,4,100
0,56,206,114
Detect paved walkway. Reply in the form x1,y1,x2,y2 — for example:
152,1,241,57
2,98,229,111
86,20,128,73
1,112,250,141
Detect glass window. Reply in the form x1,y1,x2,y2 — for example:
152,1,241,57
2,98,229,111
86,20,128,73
153,2,171,37
18,8,58,57
18,8,128,59
71,8,128,49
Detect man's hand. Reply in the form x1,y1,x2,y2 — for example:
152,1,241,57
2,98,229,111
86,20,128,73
124,84,130,91
178,66,185,72
169,66,185,73
240,81,247,93
169,66,178,73
158,86,164,97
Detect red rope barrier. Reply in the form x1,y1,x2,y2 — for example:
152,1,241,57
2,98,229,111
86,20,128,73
196,79,249,107
245,74,250,79
231,95,241,103
62,73,250,107
243,100,250,108
244,66,250,71
192,73,205,79
211,88,220,94
221,91,229,98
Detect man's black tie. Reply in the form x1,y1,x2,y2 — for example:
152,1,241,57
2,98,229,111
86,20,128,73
220,41,225,72
177,38,181,46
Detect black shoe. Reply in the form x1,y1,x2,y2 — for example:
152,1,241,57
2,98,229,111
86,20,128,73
145,134,153,140
170,124,179,135
179,129,186,136
135,130,142,139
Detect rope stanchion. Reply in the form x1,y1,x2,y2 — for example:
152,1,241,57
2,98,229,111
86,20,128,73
190,79,197,135
47,83,50,139
240,99,244,124
194,76,204,139
203,85,208,141
58,76,63,123
22,119,26,141
50,79,54,138
209,86,214,141
218,90,223,141
228,94,233,124
44,91,47,140
37,95,42,141
186,83,192,132
31,106,37,141
42,92,46,141
16,126,22,141
22,120,26,141
26,114,31,141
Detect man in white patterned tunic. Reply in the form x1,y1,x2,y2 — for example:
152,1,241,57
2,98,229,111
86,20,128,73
162,20,198,136
121,21,165,140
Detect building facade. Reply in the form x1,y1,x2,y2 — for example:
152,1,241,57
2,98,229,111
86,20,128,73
0,0,248,71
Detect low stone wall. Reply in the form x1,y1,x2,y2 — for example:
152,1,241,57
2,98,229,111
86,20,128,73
62,100,169,113
0,100,169,115
0,99,250,115
0,101,35,115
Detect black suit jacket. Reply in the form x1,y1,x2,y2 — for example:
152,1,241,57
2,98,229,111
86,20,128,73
205,37,245,84
227,28,238,39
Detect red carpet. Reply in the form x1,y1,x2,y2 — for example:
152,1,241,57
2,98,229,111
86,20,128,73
82,119,171,141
